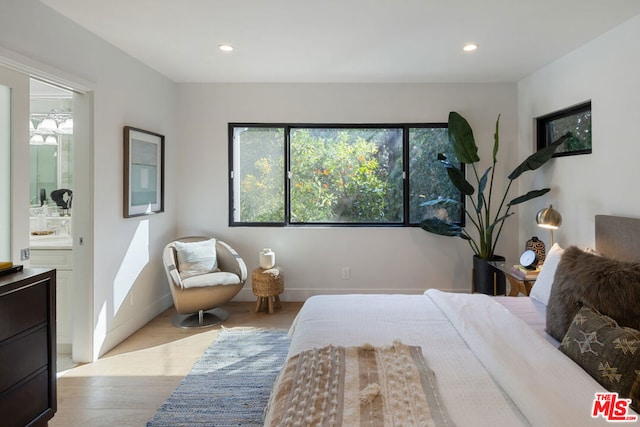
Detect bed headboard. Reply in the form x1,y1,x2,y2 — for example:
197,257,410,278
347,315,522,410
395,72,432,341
595,214,640,262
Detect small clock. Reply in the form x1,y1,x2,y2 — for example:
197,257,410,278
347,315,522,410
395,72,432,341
519,249,538,269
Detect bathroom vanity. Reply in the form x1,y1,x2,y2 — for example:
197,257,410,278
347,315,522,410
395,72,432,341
30,216,73,352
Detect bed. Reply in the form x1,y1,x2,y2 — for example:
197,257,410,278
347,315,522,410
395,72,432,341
264,215,640,426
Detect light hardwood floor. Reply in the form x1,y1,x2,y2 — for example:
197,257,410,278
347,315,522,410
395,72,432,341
51,301,303,427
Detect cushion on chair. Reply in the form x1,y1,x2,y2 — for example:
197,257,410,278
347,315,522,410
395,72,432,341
181,271,241,289
174,238,218,279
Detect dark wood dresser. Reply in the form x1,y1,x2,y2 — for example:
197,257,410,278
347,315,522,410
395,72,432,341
0,268,56,426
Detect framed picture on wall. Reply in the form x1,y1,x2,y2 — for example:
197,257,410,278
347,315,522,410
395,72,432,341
536,101,592,157
123,126,165,217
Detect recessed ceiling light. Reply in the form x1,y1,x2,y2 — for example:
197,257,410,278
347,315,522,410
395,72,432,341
463,43,478,52
218,44,234,52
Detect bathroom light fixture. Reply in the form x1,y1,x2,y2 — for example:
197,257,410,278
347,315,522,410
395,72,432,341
58,118,73,134
536,205,562,246
218,44,234,52
29,135,44,145
36,117,58,134
463,43,478,52
30,110,73,136
44,135,58,145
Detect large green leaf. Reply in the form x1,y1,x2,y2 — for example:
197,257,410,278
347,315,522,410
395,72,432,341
420,217,468,238
438,153,474,195
508,188,550,206
508,133,571,180
448,112,480,164
419,197,461,207
477,167,491,212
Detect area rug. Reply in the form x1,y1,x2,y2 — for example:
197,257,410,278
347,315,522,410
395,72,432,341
146,328,291,427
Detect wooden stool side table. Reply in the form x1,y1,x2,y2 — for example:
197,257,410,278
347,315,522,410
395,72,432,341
252,267,284,314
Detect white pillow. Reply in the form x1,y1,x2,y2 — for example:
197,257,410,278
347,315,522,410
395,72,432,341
174,238,218,279
529,243,564,306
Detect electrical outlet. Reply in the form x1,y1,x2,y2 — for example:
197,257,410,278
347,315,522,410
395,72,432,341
20,248,30,261
341,267,350,280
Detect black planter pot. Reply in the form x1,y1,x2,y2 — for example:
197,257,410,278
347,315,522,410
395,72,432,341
472,255,506,295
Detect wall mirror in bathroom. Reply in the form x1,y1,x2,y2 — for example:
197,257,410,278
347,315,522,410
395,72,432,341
29,79,73,236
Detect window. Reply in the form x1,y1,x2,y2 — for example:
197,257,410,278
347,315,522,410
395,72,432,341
408,126,461,224
229,123,462,226
536,101,592,157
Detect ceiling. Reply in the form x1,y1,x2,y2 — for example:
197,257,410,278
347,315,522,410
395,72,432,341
41,0,640,83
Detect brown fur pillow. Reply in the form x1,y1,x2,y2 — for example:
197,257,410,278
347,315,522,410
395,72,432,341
546,246,640,341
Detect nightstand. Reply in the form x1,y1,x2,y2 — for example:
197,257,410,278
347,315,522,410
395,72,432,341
488,260,536,296
252,267,284,314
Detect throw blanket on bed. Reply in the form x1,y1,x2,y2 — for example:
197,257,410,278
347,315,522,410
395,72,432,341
264,341,452,427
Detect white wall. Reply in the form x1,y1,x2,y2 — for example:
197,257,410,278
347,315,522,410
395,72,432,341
176,83,519,298
517,14,640,251
0,0,177,359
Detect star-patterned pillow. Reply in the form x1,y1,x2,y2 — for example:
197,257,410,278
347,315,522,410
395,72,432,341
560,305,640,412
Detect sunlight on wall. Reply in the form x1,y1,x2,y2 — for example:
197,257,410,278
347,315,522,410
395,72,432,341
113,219,150,312
94,301,107,359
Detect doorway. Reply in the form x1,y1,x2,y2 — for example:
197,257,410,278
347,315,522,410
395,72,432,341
27,77,94,363
0,60,94,362
29,79,75,356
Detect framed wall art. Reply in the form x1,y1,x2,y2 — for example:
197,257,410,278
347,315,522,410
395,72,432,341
123,126,165,217
536,101,592,157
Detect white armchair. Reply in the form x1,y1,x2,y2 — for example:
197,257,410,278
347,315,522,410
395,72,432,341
162,236,247,328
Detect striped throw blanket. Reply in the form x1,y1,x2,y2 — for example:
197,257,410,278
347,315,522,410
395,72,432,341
264,341,453,426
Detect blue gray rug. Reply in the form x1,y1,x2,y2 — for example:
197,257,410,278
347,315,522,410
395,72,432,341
147,328,291,427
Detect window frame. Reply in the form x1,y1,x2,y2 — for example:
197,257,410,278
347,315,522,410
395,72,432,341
228,122,463,227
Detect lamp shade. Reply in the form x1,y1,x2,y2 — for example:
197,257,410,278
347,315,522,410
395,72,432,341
536,205,562,229
58,118,73,134
29,135,44,145
44,136,58,145
36,118,57,134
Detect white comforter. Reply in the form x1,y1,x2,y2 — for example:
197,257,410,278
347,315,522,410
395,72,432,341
287,290,622,426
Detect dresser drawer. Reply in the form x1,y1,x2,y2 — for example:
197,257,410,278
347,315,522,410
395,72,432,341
0,369,50,427
0,281,47,341
0,326,48,393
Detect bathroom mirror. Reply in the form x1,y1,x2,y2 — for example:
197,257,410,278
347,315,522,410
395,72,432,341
29,80,73,213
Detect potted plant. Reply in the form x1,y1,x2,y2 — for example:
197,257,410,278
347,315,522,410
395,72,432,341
420,111,570,294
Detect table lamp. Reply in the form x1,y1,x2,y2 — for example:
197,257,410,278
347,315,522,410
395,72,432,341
536,205,562,246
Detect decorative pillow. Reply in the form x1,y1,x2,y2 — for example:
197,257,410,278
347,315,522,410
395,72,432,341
529,243,564,306
560,305,640,412
546,246,640,341
174,238,218,279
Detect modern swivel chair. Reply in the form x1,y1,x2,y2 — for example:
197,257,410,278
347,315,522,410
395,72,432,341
50,188,73,216
162,236,247,328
